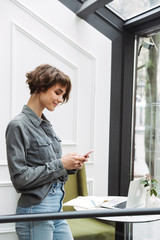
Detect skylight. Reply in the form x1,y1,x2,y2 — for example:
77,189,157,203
106,0,160,20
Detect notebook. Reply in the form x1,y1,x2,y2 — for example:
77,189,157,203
100,178,146,209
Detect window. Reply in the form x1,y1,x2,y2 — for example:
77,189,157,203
106,0,160,20
134,33,160,180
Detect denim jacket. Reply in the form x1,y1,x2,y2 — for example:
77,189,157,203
5,105,76,207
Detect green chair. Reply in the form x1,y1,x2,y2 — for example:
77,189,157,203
63,166,115,240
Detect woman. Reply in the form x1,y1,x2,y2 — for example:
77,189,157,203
5,64,88,240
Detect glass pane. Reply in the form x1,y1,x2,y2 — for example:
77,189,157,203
133,220,160,239
134,33,160,184
106,0,160,20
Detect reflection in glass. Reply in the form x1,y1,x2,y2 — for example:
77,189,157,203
106,0,160,20
134,33,160,183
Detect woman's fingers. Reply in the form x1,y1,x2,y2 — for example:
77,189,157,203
62,153,88,170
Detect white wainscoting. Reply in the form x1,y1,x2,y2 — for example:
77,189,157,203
0,0,111,238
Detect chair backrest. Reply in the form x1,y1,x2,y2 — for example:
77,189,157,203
63,165,88,211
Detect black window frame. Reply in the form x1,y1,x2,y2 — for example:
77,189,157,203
58,0,160,196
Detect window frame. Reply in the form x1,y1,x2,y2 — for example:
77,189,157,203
58,0,160,196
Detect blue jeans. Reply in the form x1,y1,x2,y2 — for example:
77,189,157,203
16,182,73,240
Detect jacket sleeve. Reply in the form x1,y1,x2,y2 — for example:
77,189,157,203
5,121,68,191
67,169,77,175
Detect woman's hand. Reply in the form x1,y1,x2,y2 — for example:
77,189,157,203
61,153,88,170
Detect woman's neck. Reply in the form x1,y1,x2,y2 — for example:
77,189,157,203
27,94,44,118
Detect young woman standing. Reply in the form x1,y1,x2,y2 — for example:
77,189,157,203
6,64,88,240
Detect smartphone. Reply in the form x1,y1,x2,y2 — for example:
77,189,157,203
83,150,94,157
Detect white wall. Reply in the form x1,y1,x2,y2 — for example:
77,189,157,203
0,0,111,238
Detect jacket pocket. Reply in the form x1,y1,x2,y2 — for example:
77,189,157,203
37,138,55,161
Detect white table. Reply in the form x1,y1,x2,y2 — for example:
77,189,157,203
72,196,160,240
74,206,160,223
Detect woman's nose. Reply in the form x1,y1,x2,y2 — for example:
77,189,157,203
58,95,63,103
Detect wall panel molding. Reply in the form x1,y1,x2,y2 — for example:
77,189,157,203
11,21,78,146
87,179,94,195
10,0,96,153
0,228,15,234
10,0,97,60
0,162,7,166
11,21,96,156
0,182,12,187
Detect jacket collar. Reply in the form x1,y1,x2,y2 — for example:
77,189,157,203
22,105,51,128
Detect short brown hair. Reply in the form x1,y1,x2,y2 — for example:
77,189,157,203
26,64,71,103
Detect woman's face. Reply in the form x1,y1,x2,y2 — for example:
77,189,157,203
39,84,66,111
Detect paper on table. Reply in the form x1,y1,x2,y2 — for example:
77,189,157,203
63,196,116,209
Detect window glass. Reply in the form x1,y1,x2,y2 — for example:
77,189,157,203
106,0,160,20
134,33,160,182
